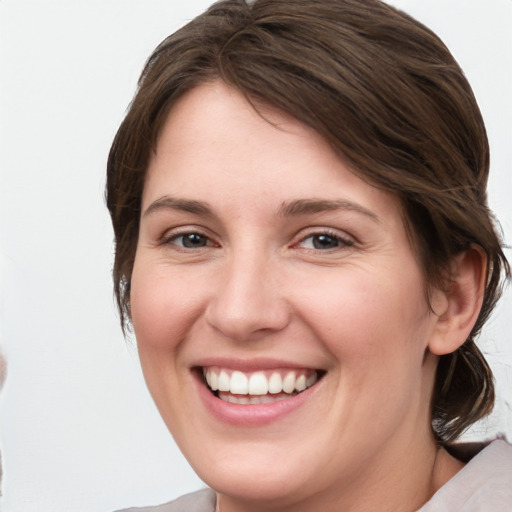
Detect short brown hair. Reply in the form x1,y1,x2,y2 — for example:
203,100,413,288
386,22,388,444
106,0,509,443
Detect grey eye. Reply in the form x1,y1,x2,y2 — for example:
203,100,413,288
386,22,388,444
301,234,341,250
174,233,210,248
311,234,340,249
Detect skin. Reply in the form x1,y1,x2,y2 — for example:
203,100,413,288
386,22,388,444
130,81,483,512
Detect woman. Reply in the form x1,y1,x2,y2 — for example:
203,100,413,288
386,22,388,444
107,0,511,510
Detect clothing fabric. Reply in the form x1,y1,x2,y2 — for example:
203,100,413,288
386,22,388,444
115,488,216,512
116,440,512,511
417,439,512,511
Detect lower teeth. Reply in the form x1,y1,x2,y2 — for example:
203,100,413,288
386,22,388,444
217,391,298,405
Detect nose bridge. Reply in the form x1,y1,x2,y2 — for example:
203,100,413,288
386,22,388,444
205,243,289,341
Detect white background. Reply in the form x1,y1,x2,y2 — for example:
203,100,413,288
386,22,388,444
0,1,511,511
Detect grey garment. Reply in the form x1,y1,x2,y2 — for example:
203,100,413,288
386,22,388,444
116,440,512,512
115,488,216,512
418,439,512,511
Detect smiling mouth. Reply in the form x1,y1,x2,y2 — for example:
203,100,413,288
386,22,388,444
201,367,324,405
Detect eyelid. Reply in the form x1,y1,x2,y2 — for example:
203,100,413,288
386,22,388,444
292,227,355,250
160,226,219,248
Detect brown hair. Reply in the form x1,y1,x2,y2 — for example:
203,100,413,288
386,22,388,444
106,0,509,443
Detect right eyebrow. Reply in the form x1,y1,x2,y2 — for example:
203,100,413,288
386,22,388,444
142,196,215,218
278,198,380,223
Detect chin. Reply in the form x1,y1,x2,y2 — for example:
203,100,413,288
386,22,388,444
199,458,318,506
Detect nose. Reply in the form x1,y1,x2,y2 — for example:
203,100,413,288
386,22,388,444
205,251,291,342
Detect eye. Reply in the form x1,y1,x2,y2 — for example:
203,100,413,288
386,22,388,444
297,231,353,250
166,232,213,249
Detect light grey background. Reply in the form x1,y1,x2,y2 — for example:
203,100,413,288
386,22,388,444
0,1,510,511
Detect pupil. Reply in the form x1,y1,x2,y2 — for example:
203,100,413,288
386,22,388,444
183,233,206,248
313,234,338,249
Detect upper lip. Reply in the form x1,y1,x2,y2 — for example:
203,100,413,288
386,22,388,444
192,357,322,372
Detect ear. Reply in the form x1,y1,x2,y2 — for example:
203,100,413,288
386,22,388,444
428,246,487,356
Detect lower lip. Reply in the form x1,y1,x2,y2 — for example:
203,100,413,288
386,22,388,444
194,372,320,426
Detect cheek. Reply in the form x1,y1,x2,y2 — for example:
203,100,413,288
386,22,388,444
305,270,433,427
130,259,206,352
296,265,431,368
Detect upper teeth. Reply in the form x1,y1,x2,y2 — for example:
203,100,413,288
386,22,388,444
203,367,318,395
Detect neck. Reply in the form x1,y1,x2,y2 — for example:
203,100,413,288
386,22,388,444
430,446,465,495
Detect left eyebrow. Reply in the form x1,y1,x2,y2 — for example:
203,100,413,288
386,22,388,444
278,199,380,223
142,196,215,218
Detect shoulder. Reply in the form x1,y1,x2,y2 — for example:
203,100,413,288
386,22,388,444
419,439,512,511
114,488,216,512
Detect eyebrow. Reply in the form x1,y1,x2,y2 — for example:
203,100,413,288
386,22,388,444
279,199,380,223
142,196,380,223
143,196,214,218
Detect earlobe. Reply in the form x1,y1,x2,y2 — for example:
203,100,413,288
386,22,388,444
428,246,487,356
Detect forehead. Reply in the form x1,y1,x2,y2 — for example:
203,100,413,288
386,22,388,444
150,80,323,171
141,80,410,243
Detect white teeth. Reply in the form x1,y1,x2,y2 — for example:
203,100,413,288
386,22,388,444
295,374,306,392
268,372,283,394
218,370,230,392
205,370,212,388
203,367,320,398
230,371,249,394
282,371,296,393
306,373,317,388
255,394,274,404
210,370,218,391
248,372,269,395
218,392,294,405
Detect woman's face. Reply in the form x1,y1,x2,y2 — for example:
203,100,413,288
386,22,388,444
131,81,442,507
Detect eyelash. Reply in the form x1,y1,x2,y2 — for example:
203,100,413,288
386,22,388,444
161,228,354,253
161,230,216,250
295,229,354,251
